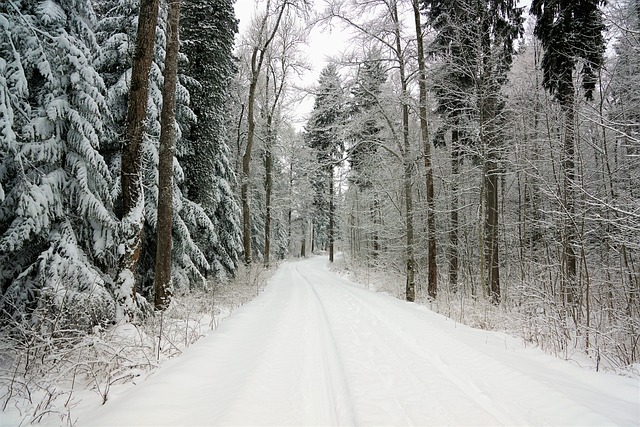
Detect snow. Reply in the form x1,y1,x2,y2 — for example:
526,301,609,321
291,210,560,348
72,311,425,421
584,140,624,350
78,257,638,426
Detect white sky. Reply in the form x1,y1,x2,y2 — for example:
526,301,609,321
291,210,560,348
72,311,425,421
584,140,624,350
232,0,533,129
233,0,349,128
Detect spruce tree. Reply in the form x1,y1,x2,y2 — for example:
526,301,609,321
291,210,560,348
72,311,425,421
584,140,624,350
96,0,218,309
424,0,523,303
349,58,386,187
0,0,117,330
531,0,606,305
347,56,386,260
180,0,242,278
306,64,344,262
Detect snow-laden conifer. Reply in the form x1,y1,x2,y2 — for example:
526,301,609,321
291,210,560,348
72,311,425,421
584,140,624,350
0,0,117,330
96,0,226,305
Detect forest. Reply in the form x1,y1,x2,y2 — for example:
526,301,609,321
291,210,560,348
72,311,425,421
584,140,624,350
0,0,639,417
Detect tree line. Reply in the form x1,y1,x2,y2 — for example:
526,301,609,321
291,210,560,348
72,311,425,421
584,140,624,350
231,0,638,367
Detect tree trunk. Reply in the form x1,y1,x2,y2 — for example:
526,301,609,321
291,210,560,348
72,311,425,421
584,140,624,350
480,13,500,304
485,144,500,304
154,0,181,311
241,77,257,264
264,128,273,268
117,0,159,318
371,197,380,259
329,169,335,262
449,129,460,292
561,87,577,306
412,0,437,299
240,0,288,265
391,0,415,302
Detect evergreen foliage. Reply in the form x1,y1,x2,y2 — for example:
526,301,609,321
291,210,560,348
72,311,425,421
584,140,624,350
180,0,242,278
348,57,386,187
0,0,117,330
306,64,344,251
0,0,244,329
530,0,606,103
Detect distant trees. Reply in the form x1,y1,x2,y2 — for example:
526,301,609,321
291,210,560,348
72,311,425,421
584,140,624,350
306,64,345,263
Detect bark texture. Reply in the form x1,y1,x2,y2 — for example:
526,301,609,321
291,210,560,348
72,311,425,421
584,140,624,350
154,0,181,311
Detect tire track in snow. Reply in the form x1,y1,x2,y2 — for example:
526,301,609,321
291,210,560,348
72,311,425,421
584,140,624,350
80,257,639,426
295,263,356,425
305,257,630,426
305,264,513,426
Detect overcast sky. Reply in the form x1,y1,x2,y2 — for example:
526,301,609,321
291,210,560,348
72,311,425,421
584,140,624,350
233,0,349,129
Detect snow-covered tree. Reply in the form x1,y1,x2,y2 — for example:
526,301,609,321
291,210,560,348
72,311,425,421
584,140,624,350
0,0,117,330
306,64,345,263
180,0,242,278
531,0,607,307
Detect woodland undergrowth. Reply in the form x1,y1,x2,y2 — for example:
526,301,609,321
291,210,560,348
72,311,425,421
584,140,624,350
0,263,271,426
333,254,640,378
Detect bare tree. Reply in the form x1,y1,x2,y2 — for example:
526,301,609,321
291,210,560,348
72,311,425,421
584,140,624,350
323,0,418,301
262,14,308,267
241,0,294,264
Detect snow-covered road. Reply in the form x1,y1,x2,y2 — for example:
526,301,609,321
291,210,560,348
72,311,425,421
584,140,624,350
81,257,639,426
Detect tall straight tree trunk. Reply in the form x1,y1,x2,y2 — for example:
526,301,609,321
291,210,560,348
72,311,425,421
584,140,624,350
485,134,500,304
329,168,335,262
412,0,437,299
449,128,460,292
242,78,257,265
154,0,181,311
117,0,159,318
561,87,577,306
391,0,415,302
240,0,288,265
287,159,294,255
480,13,500,304
264,118,273,268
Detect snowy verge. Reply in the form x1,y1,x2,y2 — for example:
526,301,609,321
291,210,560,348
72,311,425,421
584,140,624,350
0,263,273,426
330,252,640,377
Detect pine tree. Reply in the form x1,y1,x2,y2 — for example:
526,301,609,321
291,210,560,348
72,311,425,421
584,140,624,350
347,56,386,260
349,57,385,187
424,0,476,293
96,0,216,311
180,0,242,278
0,0,117,330
307,64,344,262
425,0,523,303
531,0,606,305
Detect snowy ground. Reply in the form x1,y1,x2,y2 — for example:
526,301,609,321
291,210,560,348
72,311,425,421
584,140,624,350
78,256,639,426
